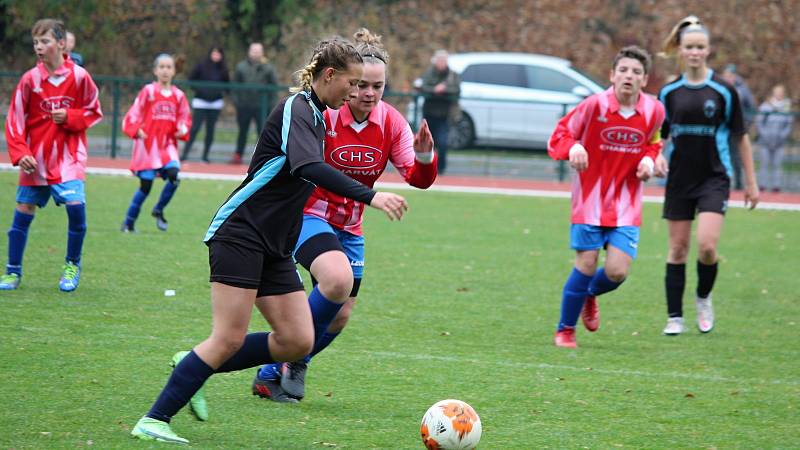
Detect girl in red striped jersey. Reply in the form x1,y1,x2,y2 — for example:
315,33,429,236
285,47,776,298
121,53,192,232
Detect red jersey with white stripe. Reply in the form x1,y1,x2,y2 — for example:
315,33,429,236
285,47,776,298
5,57,102,186
548,87,665,227
123,82,192,172
304,100,438,235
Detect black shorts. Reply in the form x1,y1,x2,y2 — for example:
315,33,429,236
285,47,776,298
208,240,304,297
663,178,730,220
294,232,362,297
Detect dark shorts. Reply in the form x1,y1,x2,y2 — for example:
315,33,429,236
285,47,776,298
208,240,304,297
663,178,730,220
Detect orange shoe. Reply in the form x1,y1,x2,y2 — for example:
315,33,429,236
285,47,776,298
554,327,577,348
229,153,243,165
581,296,599,332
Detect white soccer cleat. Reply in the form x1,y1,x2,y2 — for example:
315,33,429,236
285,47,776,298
695,295,714,333
663,317,684,335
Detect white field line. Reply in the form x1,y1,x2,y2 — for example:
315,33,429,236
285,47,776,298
362,350,800,386
1,163,798,211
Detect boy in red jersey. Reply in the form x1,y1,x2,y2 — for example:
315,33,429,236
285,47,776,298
121,53,192,232
1,18,102,292
548,46,665,348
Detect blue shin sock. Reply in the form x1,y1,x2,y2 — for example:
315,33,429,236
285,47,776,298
557,267,593,331
154,181,178,213
308,286,345,349
309,331,340,359
587,267,623,296
216,332,274,373
146,350,214,423
125,189,148,227
65,204,86,265
6,210,34,275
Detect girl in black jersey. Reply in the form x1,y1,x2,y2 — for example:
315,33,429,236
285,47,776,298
132,37,408,445
658,16,759,336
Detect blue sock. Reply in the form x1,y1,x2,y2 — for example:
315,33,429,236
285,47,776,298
587,267,623,297
154,181,178,213
65,204,86,265
310,331,340,359
125,189,148,227
7,210,34,276
216,332,274,373
147,350,214,423
558,267,593,331
308,286,345,350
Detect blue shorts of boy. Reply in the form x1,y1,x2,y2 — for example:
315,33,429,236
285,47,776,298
16,179,86,207
294,215,365,279
136,160,180,180
570,224,640,259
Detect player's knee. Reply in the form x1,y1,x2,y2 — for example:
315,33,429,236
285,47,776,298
210,332,246,358
139,179,153,195
604,267,628,283
16,203,36,215
166,168,180,185
697,243,717,264
318,270,353,302
668,243,689,262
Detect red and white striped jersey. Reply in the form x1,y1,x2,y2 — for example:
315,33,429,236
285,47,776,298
304,100,438,235
123,82,192,172
5,57,102,186
548,87,665,227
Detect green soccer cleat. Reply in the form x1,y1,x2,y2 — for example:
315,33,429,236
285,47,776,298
131,416,188,444
0,273,21,291
58,262,80,292
171,351,209,421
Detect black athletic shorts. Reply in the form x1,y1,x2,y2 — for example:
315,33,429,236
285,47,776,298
663,177,730,220
208,240,304,297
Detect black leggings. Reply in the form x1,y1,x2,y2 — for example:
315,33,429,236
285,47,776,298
182,108,221,161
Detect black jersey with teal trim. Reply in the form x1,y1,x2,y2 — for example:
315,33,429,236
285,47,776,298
659,69,745,196
204,90,326,257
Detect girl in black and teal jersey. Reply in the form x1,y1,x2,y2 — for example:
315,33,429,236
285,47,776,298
131,36,408,445
658,16,759,336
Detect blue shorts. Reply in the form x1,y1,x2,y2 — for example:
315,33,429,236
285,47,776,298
294,215,365,279
16,180,86,207
570,224,640,259
137,160,180,181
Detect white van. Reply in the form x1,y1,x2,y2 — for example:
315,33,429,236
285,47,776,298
410,52,605,150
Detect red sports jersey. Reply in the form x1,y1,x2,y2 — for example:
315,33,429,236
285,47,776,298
5,57,102,186
122,82,192,172
548,87,665,227
304,100,438,235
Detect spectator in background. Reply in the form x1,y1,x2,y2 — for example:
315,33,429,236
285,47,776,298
65,31,83,66
756,84,793,193
721,64,756,190
181,46,229,163
231,42,277,165
419,49,460,174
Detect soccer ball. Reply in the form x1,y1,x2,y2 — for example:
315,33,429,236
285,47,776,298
420,399,482,449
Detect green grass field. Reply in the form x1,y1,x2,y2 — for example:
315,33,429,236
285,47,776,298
0,171,797,449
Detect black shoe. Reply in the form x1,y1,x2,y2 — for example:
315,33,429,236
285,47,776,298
251,372,299,403
280,361,308,399
152,210,168,231
120,222,136,233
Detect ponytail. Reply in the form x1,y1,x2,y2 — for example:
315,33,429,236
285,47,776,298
290,36,362,93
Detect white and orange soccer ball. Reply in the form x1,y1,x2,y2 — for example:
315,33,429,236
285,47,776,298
420,399,482,449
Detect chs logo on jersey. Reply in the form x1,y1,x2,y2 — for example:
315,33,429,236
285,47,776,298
600,126,645,154
152,101,177,121
330,144,383,169
40,96,75,112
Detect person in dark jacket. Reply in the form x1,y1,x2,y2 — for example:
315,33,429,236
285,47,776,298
230,42,277,164
181,47,229,163
419,49,461,174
